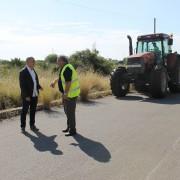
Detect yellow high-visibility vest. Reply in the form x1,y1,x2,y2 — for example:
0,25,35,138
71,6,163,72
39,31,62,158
60,64,80,98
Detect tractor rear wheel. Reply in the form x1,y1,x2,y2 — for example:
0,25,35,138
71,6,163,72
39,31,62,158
110,67,129,97
150,67,168,98
169,65,180,93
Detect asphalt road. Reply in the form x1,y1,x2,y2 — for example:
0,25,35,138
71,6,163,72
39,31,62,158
1,93,180,180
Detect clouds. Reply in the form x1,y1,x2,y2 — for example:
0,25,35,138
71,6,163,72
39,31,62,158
0,21,138,60
0,21,180,60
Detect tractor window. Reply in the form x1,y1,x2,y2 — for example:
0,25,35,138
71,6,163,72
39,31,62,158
137,40,163,63
147,41,162,55
137,40,162,57
137,41,143,53
137,41,148,53
163,39,169,55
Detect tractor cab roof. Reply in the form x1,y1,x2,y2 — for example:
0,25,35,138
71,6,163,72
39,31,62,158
138,33,170,41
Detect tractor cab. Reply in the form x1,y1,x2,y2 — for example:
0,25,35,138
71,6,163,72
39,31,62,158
136,33,173,63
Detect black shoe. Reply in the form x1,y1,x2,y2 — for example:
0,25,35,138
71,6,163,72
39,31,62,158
30,126,39,132
65,131,77,137
21,127,26,133
62,128,69,133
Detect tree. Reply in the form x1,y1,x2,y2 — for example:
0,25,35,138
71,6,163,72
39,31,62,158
10,58,24,67
69,49,116,75
44,50,118,75
45,54,58,64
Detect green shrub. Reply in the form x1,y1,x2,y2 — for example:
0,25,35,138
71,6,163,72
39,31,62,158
10,58,25,68
45,54,58,64
69,49,116,75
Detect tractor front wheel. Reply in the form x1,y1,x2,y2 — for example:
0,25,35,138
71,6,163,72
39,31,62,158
110,67,129,98
150,67,168,98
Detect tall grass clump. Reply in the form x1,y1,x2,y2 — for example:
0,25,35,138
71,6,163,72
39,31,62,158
39,76,61,109
0,67,21,109
79,71,110,101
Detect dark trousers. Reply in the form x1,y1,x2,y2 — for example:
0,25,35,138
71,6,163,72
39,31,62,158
20,97,38,128
63,97,77,132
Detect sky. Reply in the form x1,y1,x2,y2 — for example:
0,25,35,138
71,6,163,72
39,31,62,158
0,0,180,60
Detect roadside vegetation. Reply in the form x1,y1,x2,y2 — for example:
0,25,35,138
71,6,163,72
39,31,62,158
0,49,118,110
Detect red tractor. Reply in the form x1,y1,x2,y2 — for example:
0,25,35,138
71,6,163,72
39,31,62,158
110,33,180,98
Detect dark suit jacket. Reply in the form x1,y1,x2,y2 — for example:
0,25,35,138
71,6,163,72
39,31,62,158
19,67,42,99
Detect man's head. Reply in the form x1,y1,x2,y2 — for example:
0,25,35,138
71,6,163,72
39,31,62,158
26,57,35,69
153,42,157,47
57,55,68,68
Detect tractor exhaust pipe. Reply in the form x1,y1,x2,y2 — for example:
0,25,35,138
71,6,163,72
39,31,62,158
127,35,133,56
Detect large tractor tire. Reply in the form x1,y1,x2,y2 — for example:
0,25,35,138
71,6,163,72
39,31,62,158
169,61,180,93
150,67,168,98
110,67,129,97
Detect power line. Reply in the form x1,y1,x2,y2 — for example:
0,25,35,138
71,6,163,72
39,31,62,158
58,0,121,15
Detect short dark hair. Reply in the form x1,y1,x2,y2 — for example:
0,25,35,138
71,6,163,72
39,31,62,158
26,57,35,62
57,55,68,64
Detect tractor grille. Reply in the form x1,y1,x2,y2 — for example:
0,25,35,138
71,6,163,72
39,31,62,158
127,58,145,74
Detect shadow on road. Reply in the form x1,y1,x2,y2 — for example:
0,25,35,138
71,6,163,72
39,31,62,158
23,131,63,155
70,134,111,163
44,109,61,114
141,94,180,105
117,95,144,101
117,93,180,105
43,108,64,118
79,100,104,107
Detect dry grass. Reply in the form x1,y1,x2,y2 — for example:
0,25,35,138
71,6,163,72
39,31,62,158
79,71,110,101
0,67,110,110
38,76,61,109
0,68,21,109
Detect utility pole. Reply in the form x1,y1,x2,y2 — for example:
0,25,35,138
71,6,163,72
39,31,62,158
154,18,156,34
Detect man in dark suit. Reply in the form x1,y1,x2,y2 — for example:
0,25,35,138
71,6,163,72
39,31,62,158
19,57,43,133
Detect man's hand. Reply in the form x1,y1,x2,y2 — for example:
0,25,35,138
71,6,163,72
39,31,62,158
50,79,58,88
50,82,56,88
25,97,31,101
62,94,69,100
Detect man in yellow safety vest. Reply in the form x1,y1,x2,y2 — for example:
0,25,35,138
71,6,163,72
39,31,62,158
51,55,80,136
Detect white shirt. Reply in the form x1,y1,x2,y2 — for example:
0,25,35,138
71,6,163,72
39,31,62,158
26,65,38,97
